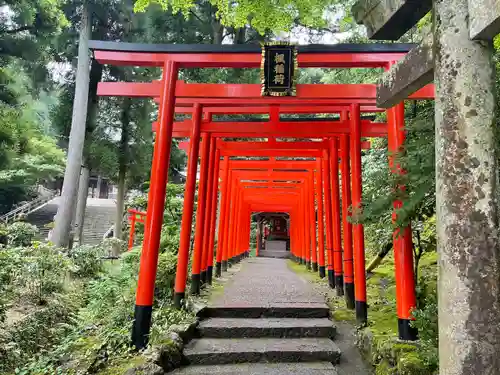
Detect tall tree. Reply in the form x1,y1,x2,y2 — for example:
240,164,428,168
0,0,67,214
50,0,91,248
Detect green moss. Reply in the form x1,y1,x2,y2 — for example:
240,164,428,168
397,352,431,375
419,252,437,268
375,359,397,375
286,260,323,283
367,274,382,285
331,308,355,322
391,343,419,357
97,354,146,375
376,340,417,361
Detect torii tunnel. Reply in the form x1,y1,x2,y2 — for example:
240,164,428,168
89,41,434,349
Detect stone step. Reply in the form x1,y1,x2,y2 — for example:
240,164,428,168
184,338,341,365
172,362,338,374
258,250,290,259
200,303,330,319
198,318,336,339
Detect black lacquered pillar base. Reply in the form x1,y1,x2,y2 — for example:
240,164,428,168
398,318,418,341
319,266,326,278
207,265,213,284
345,283,355,310
191,274,201,295
328,270,335,289
131,305,152,350
335,275,344,296
356,300,367,325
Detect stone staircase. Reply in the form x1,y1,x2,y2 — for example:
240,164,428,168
26,197,116,245
258,249,291,258
172,256,344,375
174,304,340,374
258,240,290,259
26,201,59,241
80,199,116,245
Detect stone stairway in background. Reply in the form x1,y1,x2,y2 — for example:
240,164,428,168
80,198,116,245
258,240,291,259
173,258,342,374
258,249,291,258
27,200,60,241
26,197,116,245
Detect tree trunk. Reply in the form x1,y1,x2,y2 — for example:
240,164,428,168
434,1,500,373
114,97,131,252
234,27,246,44
211,6,224,45
75,166,90,245
50,1,91,248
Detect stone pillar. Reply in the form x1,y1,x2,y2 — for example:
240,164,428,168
96,175,102,198
435,1,500,373
75,166,90,245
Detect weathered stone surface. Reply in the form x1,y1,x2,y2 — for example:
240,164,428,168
377,32,434,108
468,0,500,40
124,362,165,375
201,304,330,319
258,249,290,258
185,299,207,317
168,332,184,350
171,362,338,374
209,258,325,306
198,317,336,338
435,0,500,374
183,337,341,365
352,0,432,40
170,321,199,343
144,341,183,372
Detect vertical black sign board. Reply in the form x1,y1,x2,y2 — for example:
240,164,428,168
261,43,297,97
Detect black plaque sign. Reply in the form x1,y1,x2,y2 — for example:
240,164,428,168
261,42,297,97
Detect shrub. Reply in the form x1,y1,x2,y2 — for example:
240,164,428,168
159,229,180,254
0,295,79,373
0,248,20,322
101,237,126,257
70,244,105,278
154,249,178,301
411,288,438,371
7,222,38,246
16,244,69,305
0,224,7,245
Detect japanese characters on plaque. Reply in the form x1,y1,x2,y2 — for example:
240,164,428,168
261,42,297,97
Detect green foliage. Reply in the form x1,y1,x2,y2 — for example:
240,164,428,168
0,0,67,84
0,295,79,374
6,222,39,247
411,295,438,371
16,244,69,305
134,0,336,33
0,64,66,213
411,253,438,372
0,182,193,373
154,250,179,301
69,244,106,278
0,248,20,322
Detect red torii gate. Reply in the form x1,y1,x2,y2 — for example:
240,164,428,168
90,41,433,348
